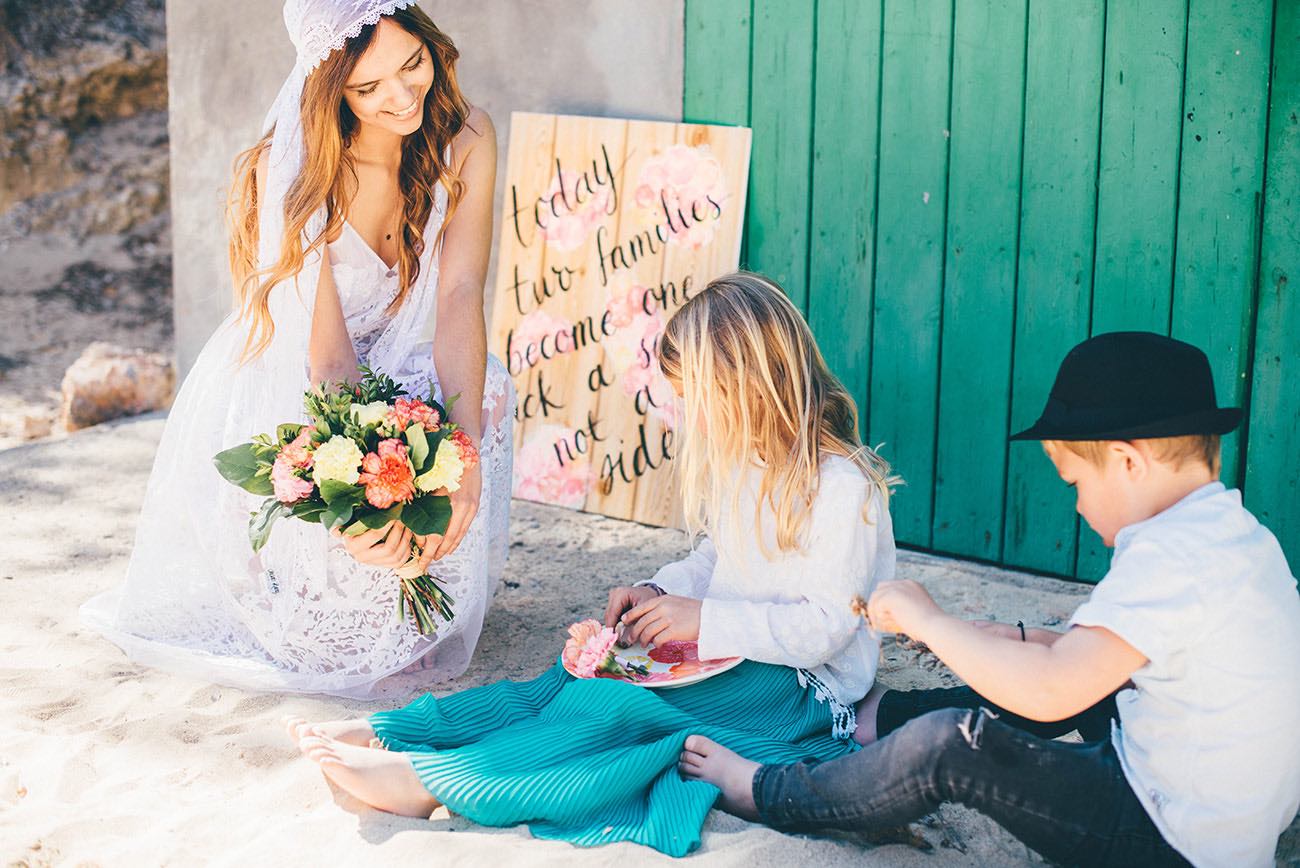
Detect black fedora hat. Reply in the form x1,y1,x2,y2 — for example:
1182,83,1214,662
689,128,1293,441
1010,331,1243,441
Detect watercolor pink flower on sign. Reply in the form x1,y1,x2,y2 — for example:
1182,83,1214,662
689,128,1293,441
604,281,653,329
635,143,728,249
537,169,612,252
603,307,680,429
514,424,592,509
511,310,576,369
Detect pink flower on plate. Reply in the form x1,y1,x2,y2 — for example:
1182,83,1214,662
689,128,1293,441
562,619,620,678
271,456,313,503
278,426,316,469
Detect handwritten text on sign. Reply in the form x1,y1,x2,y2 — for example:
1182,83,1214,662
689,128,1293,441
489,113,751,526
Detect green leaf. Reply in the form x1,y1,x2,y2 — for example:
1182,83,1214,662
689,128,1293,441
290,500,326,523
357,505,403,530
403,494,452,536
248,499,291,552
214,444,275,495
277,423,304,445
322,501,354,531
442,391,461,420
319,479,364,506
406,424,429,471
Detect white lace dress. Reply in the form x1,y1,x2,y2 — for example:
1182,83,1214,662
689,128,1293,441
81,201,515,698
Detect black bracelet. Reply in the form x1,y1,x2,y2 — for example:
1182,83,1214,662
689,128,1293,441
1017,620,1026,642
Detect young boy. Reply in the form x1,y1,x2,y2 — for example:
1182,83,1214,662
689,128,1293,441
679,332,1300,867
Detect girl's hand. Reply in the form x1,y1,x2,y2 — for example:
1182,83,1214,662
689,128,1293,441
333,520,412,569
866,580,943,640
621,594,702,647
427,460,482,562
604,585,662,633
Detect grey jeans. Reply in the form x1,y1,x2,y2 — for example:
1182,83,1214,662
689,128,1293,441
752,688,1190,867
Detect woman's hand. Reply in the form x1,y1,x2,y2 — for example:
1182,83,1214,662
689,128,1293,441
620,594,702,647
424,460,481,562
866,580,944,640
333,520,412,569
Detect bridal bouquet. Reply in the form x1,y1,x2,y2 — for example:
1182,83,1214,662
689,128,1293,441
213,367,478,635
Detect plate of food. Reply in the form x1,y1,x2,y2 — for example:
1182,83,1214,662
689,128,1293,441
561,620,743,688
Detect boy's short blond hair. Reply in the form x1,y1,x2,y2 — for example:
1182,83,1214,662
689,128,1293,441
1050,435,1221,473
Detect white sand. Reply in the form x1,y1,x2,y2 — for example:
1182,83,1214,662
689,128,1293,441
2,415,1296,866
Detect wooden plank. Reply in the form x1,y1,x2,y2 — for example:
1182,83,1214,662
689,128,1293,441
1003,1,1106,576
684,0,752,127
868,0,953,547
806,0,883,438
746,0,816,309
1079,0,1189,580
931,0,1027,561
1245,3,1300,572
1169,0,1272,490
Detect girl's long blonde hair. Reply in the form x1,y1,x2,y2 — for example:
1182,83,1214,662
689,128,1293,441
659,272,899,558
226,6,469,362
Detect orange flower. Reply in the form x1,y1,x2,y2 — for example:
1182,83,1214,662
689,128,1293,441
357,438,416,509
449,429,479,471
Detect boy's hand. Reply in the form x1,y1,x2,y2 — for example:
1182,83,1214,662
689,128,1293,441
620,594,702,647
867,580,943,639
603,585,661,631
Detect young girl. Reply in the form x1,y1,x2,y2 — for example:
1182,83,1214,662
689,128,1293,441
285,272,900,855
81,2,514,695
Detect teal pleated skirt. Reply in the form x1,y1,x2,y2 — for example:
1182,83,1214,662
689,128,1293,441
368,659,860,856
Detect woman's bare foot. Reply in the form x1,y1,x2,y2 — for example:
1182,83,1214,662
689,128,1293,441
677,735,761,821
852,682,890,745
299,734,440,818
283,716,377,749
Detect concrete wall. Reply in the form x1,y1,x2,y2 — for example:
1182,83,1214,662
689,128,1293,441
167,0,684,374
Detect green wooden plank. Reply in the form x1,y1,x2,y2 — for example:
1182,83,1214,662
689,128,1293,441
1170,0,1272,491
868,0,953,547
931,0,1027,561
683,0,753,127
1079,0,1189,580
1245,3,1300,572
1003,1,1106,576
807,0,883,438
745,0,816,308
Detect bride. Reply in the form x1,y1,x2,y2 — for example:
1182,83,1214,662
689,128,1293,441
82,0,514,697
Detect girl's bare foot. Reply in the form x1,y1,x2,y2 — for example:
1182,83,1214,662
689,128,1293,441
851,682,890,745
299,734,440,818
283,716,377,749
677,735,761,821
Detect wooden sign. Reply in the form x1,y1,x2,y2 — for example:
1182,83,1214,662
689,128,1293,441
489,112,752,526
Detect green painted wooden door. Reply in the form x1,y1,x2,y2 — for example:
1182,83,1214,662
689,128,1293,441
684,0,1298,582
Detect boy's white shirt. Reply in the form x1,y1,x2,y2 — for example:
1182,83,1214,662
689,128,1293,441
1069,481,1300,868
641,455,896,711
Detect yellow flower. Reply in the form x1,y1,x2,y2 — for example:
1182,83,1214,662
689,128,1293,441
414,438,465,494
350,400,390,429
312,435,363,485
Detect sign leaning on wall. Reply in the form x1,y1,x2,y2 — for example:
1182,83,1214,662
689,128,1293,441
489,112,752,527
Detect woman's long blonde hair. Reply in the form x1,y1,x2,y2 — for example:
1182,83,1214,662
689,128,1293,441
659,272,899,558
226,6,469,362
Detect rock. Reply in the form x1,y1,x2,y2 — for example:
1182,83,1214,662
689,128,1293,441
59,342,174,432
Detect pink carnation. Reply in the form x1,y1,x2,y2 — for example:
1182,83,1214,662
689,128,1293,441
357,438,416,509
271,456,313,503
562,619,620,678
449,429,479,472
387,397,441,433
278,426,316,469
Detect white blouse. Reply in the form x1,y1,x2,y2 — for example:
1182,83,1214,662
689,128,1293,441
641,456,895,728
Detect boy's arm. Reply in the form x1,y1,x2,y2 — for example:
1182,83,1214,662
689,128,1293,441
869,580,1147,721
